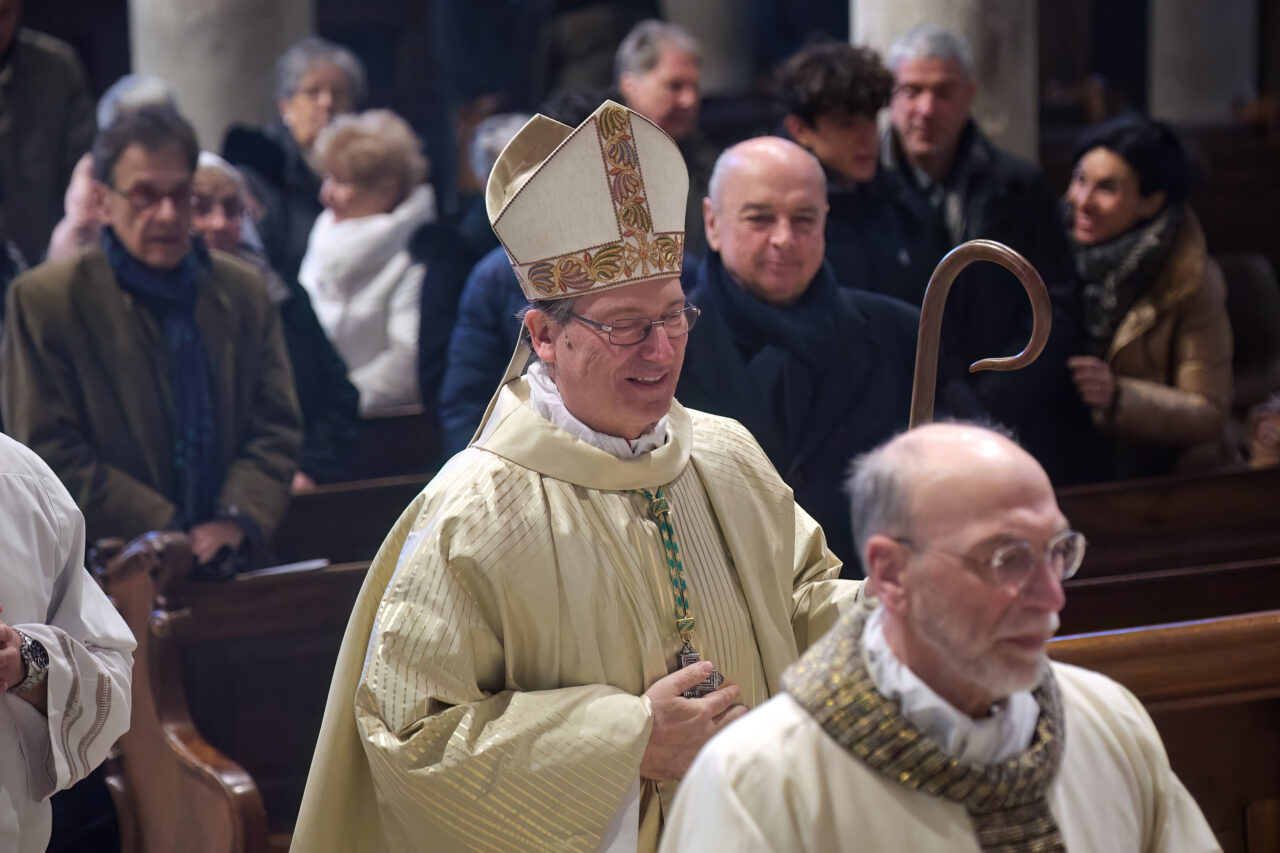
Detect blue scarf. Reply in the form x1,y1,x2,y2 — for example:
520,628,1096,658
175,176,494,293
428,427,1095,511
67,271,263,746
696,254,844,456
102,227,221,528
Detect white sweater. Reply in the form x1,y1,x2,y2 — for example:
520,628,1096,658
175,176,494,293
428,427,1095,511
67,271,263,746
299,184,436,413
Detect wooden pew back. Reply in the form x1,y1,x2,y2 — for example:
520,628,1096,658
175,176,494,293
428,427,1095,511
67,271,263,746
1058,464,1280,575
1051,611,1280,852
92,532,269,853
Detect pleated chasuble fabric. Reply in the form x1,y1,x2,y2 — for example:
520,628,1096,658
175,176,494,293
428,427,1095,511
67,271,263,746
291,376,858,852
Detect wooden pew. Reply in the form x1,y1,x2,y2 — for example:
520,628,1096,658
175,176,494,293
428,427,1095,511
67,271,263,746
1057,463,1280,575
182,562,369,838
1051,611,1280,852
344,405,442,481
1061,554,1280,635
268,462,1280,574
271,473,426,564
92,532,269,853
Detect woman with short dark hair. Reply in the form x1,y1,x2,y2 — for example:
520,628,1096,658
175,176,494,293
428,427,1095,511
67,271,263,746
1064,113,1234,477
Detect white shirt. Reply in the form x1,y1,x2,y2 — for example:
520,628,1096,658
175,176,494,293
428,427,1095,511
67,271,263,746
527,360,669,459
0,433,136,853
862,606,1039,765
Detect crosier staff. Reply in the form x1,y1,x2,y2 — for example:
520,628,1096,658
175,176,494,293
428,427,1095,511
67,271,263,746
908,239,1053,428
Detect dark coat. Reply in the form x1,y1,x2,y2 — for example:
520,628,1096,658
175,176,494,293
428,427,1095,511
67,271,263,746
0,29,95,264
679,254,953,572
437,246,527,454
880,122,1096,483
277,276,360,482
822,166,944,303
417,194,500,434
224,118,324,285
1,246,303,544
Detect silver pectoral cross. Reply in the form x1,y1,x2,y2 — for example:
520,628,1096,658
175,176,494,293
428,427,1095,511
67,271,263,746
677,638,724,699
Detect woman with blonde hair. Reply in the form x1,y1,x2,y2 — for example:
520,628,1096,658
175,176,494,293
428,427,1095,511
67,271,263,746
300,108,435,413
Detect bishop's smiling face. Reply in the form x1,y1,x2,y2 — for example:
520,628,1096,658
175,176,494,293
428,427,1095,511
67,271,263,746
526,277,688,441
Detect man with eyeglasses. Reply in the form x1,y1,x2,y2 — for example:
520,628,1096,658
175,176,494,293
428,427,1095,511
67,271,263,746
1,104,302,573
663,423,1216,852
678,136,973,570
293,101,859,853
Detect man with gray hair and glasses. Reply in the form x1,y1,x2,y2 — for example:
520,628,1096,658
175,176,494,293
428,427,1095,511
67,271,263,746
664,423,1217,852
617,19,718,257
881,24,1094,486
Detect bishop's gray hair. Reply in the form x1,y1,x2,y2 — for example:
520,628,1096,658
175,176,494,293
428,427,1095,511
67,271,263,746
615,20,702,82
275,36,367,103
517,298,578,363
885,24,976,80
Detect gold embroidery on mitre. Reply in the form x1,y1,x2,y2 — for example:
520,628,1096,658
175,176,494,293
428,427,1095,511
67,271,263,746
518,105,684,299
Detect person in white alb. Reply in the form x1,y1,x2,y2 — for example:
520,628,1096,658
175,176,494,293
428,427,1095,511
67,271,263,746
0,432,135,853
663,423,1219,853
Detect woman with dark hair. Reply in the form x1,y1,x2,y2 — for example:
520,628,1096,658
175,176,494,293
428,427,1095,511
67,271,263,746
1065,113,1233,477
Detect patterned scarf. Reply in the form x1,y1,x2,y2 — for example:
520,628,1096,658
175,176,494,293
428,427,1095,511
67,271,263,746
103,227,221,528
1070,204,1181,357
783,606,1066,853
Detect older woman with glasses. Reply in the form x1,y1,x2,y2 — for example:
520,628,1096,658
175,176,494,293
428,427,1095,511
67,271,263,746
225,37,365,286
193,152,359,491
1063,114,1234,478
298,109,435,414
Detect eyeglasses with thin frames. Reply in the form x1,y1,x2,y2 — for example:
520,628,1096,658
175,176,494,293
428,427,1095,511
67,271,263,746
891,529,1087,590
104,182,193,214
570,304,700,346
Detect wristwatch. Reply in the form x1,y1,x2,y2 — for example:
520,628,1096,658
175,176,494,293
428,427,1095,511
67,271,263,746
11,630,50,694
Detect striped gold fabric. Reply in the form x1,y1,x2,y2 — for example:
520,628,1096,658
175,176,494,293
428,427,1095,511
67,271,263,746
290,380,859,853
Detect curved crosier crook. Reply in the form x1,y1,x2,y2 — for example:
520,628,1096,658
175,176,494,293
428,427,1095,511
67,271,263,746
909,239,1053,428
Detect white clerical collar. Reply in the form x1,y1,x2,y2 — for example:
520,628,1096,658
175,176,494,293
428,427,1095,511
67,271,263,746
862,607,1040,765
526,361,669,459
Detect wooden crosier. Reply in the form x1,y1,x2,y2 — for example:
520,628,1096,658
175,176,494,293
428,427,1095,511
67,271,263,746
909,239,1053,427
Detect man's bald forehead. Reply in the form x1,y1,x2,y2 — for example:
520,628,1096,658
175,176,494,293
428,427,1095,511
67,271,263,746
708,136,826,208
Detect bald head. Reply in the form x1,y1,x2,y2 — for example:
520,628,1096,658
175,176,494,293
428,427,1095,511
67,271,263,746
852,423,1070,715
850,424,1052,555
703,137,829,305
707,137,826,212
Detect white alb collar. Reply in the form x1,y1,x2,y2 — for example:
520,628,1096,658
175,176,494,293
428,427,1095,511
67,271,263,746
862,607,1040,765
526,361,669,459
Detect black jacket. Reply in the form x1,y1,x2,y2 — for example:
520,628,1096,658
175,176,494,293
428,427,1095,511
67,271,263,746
881,122,1098,483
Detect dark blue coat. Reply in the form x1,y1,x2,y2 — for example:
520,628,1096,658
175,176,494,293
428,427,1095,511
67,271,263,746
678,254,975,573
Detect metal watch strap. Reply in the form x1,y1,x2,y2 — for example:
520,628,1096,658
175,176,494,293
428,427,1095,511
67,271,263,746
11,630,49,694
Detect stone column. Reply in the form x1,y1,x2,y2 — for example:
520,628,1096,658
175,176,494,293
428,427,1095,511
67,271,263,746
1149,0,1257,123
852,0,1039,162
129,0,314,149
661,0,755,96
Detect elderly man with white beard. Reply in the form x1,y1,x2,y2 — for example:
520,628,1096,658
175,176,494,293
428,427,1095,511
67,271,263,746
663,423,1218,853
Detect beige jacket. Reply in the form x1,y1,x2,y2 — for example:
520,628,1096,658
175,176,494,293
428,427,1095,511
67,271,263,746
1105,210,1234,471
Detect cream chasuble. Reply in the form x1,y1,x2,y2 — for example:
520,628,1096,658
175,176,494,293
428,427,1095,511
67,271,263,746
663,655,1219,852
291,376,858,853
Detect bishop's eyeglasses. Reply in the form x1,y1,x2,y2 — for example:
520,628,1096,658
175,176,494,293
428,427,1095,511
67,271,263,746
570,304,700,346
892,529,1087,590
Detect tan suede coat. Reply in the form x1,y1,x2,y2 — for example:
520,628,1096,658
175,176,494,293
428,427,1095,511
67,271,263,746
1105,210,1234,470
1,246,302,543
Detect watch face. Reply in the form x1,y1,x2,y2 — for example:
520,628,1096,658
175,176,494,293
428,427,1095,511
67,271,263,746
27,636,49,671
